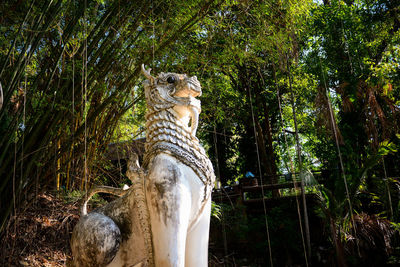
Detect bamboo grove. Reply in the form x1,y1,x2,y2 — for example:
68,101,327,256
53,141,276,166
0,0,222,232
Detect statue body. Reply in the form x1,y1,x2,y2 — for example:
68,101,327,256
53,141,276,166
71,65,215,267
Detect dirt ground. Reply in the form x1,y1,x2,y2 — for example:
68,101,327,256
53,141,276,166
0,193,233,267
0,193,80,266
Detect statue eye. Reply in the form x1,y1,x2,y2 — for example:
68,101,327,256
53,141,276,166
167,76,176,84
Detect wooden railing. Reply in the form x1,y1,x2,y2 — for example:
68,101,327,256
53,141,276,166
212,172,327,207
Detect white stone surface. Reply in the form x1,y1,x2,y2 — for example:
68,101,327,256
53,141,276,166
71,65,215,267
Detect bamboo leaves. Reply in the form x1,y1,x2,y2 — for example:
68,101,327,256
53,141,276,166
0,0,222,233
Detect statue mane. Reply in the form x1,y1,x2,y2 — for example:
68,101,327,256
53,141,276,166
141,65,215,201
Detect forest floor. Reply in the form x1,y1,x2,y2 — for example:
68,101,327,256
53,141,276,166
0,193,80,266
0,192,235,267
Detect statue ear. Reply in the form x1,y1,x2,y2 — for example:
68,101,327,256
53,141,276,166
141,64,155,85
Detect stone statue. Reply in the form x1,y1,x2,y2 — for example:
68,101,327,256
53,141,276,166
71,65,215,267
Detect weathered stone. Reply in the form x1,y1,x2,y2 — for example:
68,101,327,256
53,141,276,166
71,64,215,267
71,213,121,267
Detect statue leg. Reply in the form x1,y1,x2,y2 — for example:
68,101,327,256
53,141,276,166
146,154,192,267
185,197,211,267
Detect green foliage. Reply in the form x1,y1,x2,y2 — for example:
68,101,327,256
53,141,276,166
0,0,223,232
61,190,87,204
61,189,107,209
211,201,222,220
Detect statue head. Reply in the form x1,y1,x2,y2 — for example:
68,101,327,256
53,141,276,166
141,64,202,137
141,64,201,99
